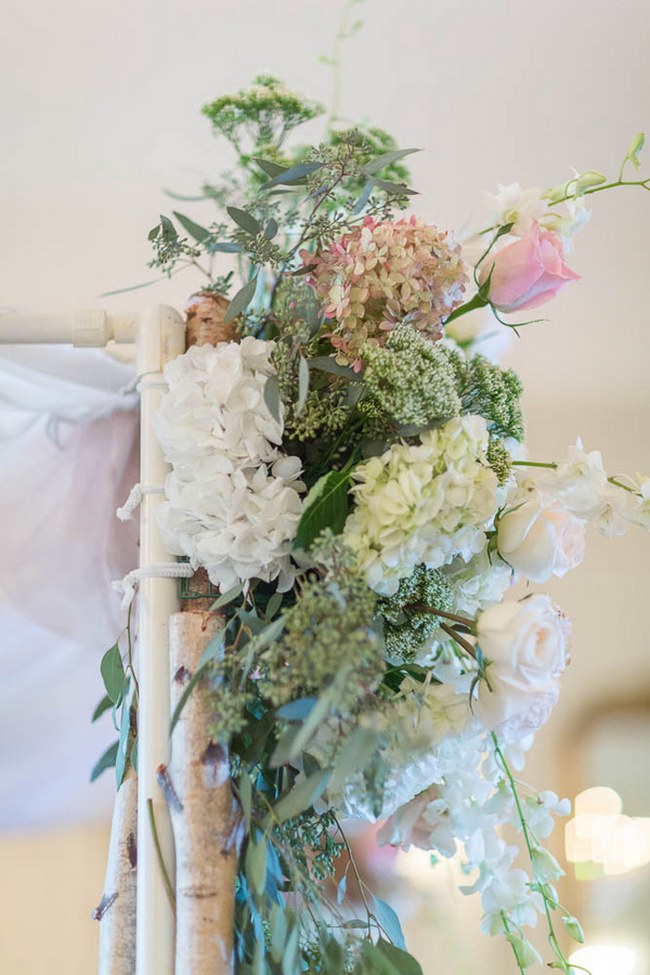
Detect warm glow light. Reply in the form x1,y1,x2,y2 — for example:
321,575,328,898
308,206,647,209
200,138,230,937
570,945,641,975
565,787,650,876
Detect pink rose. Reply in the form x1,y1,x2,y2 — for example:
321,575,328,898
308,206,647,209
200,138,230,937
479,223,579,313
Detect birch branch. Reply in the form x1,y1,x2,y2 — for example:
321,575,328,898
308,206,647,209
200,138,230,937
166,606,242,975
94,767,138,975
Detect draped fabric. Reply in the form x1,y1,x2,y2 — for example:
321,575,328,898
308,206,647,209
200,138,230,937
0,344,140,829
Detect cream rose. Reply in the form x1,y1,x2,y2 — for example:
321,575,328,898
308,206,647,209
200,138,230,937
475,595,571,739
496,486,585,582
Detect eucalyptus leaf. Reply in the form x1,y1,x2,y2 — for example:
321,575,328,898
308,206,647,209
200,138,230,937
353,179,374,215
206,240,243,254
159,214,178,238
328,725,380,792
245,836,267,897
281,924,299,975
375,939,424,975
101,643,125,705
172,210,211,243
270,902,287,964
372,896,407,951
265,591,283,620
308,356,360,380
253,158,287,178
272,769,331,823
296,355,310,415
264,218,278,240
239,773,253,826
371,178,418,197
263,374,282,423
90,741,118,782
270,688,335,766
261,161,324,189
226,206,261,236
210,583,243,611
224,275,258,323
362,147,421,176
91,694,113,723
100,276,166,297
293,469,352,551
197,630,226,668
276,697,317,721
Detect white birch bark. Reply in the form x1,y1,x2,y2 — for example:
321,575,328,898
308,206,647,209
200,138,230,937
163,609,241,975
94,767,138,974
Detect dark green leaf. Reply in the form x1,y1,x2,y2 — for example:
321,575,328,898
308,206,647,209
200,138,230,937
239,773,253,826
371,178,418,197
373,898,407,951
263,374,282,423
362,148,421,176
264,218,278,240
296,356,310,415
293,469,352,551
261,161,324,190
90,741,118,782
353,179,375,215
224,275,258,323
253,158,287,178
276,697,317,721
159,214,177,238
375,939,423,975
172,210,211,243
272,769,331,823
163,189,210,201
92,694,112,722
227,206,261,236
308,356,360,380
101,643,125,704
360,941,399,975
210,583,243,611
265,592,283,620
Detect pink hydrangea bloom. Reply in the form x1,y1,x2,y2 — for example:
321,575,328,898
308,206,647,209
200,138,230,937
304,216,467,367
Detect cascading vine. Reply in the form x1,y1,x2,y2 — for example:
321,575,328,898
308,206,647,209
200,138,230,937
92,76,650,974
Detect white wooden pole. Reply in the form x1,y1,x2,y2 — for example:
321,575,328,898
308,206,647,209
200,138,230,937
135,304,186,975
0,309,138,345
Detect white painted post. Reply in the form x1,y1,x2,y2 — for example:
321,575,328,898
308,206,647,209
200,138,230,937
135,305,186,975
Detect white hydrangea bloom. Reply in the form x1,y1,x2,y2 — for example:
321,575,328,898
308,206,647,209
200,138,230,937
155,339,304,591
343,415,499,595
443,547,513,617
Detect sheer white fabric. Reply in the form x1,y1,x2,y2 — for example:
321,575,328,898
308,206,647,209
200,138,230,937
0,344,139,829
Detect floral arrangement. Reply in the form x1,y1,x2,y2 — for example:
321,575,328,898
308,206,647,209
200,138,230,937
96,75,650,974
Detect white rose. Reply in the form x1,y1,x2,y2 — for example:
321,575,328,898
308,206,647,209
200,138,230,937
475,595,570,739
496,486,585,582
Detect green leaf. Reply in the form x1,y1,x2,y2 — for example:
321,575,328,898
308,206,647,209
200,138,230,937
373,897,407,951
224,275,258,323
293,469,352,551
197,630,226,669
206,240,243,254
362,148,421,176
130,735,138,774
625,131,645,169
360,941,399,975
270,682,340,766
371,178,418,197
375,939,424,975
100,276,166,297
172,210,211,243
353,179,374,215
296,355,310,415
265,592,283,620
101,643,125,704
261,161,324,189
264,218,278,240
263,374,282,423
281,925,299,975
328,725,380,792
308,356,360,380
270,902,287,963
209,583,243,611
239,773,253,826
241,614,286,656
92,694,113,722
253,158,287,178
272,769,331,823
245,836,267,896
90,741,118,782
276,697,317,721
226,206,261,236
159,214,178,239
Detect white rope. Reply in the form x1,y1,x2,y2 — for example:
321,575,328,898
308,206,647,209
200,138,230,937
116,482,165,521
113,562,194,609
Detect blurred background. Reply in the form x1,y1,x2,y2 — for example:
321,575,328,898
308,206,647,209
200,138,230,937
1,0,649,971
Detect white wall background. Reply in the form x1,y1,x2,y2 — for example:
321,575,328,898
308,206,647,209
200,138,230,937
1,0,649,971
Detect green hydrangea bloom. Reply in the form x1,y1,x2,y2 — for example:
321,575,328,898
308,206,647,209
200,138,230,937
361,324,461,427
377,564,454,661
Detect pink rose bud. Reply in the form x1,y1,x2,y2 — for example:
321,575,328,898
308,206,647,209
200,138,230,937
480,223,580,313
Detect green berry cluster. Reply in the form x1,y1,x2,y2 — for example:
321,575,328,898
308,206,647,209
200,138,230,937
378,564,454,661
